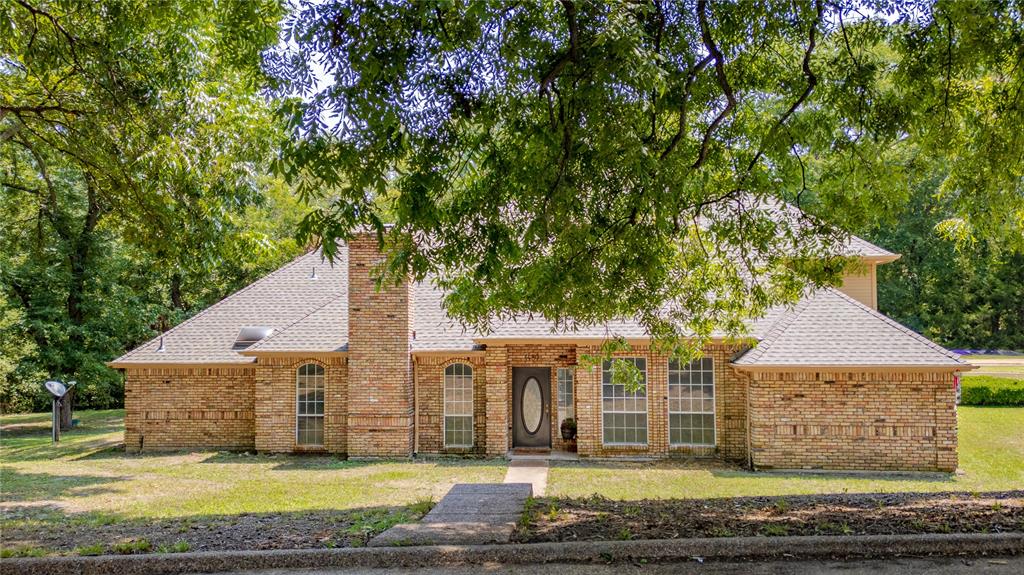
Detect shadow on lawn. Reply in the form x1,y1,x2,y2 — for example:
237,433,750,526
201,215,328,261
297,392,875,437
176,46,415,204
1,502,436,555
198,451,510,472
551,459,956,484
0,468,125,503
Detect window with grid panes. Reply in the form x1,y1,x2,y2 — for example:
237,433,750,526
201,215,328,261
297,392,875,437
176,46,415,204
557,367,574,427
444,363,473,447
296,363,325,445
601,358,647,445
668,357,715,446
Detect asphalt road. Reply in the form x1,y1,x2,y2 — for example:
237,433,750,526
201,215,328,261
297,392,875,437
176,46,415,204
213,555,1023,575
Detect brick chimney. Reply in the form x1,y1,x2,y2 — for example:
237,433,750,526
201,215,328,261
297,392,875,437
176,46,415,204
346,232,414,457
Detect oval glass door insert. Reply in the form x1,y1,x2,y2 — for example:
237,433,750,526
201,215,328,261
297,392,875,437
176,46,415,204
522,377,543,434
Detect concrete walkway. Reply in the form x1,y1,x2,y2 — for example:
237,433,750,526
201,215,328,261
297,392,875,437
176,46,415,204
368,483,532,547
503,459,549,495
369,459,550,547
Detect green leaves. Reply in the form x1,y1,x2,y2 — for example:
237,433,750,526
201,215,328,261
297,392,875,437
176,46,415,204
0,1,298,411
268,0,1023,354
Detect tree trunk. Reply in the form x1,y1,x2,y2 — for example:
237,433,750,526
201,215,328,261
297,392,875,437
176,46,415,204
66,179,101,328
59,388,74,431
170,272,188,310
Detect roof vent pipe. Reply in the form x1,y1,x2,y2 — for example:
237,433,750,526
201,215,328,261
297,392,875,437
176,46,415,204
156,336,166,352
310,267,319,280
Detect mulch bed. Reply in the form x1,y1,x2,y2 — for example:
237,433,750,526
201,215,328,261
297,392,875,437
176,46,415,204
515,490,1024,543
1,506,424,555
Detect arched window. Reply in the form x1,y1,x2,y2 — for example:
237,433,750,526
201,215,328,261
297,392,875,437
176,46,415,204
444,363,473,448
296,363,325,446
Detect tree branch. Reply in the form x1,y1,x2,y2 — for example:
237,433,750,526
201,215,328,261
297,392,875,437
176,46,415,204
692,0,736,170
539,0,579,96
660,54,714,160
745,0,823,173
1,104,87,116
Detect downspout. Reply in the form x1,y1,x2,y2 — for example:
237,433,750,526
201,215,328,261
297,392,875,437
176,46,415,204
745,372,754,471
412,355,418,457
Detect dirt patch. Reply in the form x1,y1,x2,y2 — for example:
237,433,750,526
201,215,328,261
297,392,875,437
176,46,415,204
515,490,1024,542
1,504,432,556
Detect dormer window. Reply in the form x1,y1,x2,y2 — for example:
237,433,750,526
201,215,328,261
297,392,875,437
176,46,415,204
233,326,273,350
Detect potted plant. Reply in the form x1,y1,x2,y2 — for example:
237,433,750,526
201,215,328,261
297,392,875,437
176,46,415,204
560,417,577,441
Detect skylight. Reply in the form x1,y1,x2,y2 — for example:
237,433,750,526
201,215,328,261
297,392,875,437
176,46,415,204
233,326,274,350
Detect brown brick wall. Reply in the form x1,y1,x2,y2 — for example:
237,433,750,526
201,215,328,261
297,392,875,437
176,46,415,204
484,345,509,456
254,355,348,453
418,343,749,460
346,233,414,457
747,370,958,472
124,366,255,452
506,345,578,452
413,354,487,455
573,344,749,460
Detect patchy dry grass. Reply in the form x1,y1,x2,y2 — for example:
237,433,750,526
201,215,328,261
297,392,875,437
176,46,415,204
0,410,503,555
547,407,1024,499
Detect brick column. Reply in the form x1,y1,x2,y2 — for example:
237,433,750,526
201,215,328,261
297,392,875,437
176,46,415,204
935,373,959,472
346,233,414,458
574,345,602,457
485,345,509,456
646,350,669,457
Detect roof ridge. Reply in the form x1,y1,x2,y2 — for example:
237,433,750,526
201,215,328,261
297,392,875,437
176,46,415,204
245,290,348,352
822,288,965,363
736,296,813,364
113,247,326,362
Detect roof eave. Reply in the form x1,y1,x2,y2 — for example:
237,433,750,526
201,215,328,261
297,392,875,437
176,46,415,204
730,362,974,373
106,359,258,369
861,253,901,264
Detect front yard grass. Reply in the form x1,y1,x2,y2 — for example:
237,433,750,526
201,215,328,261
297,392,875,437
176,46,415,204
546,407,1024,499
0,409,505,555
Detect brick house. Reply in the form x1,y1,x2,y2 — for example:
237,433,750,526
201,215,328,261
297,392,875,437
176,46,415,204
110,230,970,472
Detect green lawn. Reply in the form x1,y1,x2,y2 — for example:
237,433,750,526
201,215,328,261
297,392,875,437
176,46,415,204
2,407,1021,537
0,410,505,524
547,407,1024,499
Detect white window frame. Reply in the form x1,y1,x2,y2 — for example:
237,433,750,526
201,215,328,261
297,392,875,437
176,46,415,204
601,358,648,446
557,367,575,428
443,363,474,448
296,363,325,446
668,357,716,447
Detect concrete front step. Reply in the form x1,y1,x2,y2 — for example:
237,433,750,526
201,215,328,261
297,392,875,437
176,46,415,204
368,483,532,547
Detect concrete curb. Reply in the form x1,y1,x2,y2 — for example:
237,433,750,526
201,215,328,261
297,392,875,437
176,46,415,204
2,532,1021,575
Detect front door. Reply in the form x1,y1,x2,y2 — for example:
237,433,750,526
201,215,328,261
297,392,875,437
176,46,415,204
512,367,551,448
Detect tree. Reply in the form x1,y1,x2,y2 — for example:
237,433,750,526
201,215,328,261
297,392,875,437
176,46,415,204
0,0,297,410
270,1,1024,357
866,173,1024,350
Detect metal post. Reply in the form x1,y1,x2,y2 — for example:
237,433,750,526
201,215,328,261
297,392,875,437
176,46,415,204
52,398,60,443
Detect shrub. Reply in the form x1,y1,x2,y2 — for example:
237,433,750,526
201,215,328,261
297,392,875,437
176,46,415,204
960,376,1024,406
111,539,152,554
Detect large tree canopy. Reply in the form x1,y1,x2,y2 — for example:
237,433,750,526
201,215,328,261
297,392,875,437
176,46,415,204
271,0,1024,353
0,0,298,410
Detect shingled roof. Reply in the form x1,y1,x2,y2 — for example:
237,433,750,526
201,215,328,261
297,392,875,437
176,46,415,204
110,237,961,370
109,249,346,366
732,289,967,368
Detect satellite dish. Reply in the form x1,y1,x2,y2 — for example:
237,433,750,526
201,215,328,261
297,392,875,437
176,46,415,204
45,380,67,398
